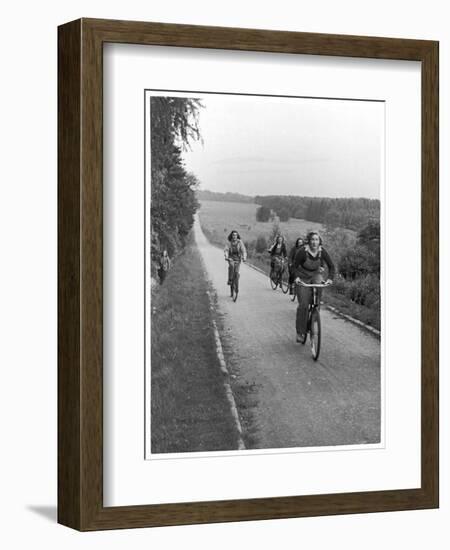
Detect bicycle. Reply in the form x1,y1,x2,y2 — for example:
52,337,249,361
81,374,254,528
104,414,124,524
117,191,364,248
269,257,289,294
288,265,297,302
296,280,332,361
290,284,297,302
227,259,241,302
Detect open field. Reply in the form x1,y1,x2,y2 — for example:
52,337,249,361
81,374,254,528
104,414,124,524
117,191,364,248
198,199,323,249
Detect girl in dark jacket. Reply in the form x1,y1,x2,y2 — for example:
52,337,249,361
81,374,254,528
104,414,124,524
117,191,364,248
288,237,305,294
294,231,335,341
268,235,287,280
268,235,287,267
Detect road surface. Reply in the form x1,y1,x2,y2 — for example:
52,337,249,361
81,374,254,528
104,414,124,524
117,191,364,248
194,216,381,450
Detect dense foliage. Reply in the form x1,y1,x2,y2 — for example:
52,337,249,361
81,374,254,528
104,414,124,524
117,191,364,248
151,97,203,273
323,220,380,313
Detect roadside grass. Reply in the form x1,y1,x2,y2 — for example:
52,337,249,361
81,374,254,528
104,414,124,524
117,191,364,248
151,236,238,454
325,290,381,331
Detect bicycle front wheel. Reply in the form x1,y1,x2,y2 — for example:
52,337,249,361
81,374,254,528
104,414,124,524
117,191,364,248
290,287,297,302
310,308,321,361
232,274,239,301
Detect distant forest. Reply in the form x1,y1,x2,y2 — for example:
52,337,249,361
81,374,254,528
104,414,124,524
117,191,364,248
197,190,254,203
255,195,380,231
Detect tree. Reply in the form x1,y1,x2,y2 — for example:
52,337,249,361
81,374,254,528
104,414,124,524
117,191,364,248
150,97,203,270
357,220,380,276
256,205,271,222
324,207,341,227
338,245,371,280
277,207,290,222
358,220,380,250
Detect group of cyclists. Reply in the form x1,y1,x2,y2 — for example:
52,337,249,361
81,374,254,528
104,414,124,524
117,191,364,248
224,229,335,344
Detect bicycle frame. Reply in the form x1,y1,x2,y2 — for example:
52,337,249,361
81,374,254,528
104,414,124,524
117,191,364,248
272,256,286,271
229,259,240,275
296,280,332,360
270,257,289,293
228,259,241,301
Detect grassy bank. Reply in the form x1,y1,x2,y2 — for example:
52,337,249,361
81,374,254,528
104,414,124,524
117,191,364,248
325,290,380,331
151,235,238,453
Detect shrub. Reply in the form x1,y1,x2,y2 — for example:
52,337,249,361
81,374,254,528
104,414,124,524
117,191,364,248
338,244,372,280
255,235,268,253
345,274,380,308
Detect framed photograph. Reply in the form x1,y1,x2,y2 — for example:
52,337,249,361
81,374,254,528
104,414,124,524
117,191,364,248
58,18,438,530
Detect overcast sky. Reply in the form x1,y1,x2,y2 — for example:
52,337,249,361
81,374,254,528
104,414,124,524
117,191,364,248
181,94,383,199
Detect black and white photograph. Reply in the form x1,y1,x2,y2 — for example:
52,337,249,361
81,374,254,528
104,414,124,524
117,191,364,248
146,91,383,457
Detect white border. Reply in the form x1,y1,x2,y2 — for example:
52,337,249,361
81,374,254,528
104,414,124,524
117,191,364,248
144,90,386,461
103,43,421,507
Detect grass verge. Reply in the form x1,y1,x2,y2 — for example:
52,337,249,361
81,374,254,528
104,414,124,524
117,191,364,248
151,235,238,453
325,290,380,331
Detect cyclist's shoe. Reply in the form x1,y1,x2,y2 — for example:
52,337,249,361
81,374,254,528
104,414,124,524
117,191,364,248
296,333,305,343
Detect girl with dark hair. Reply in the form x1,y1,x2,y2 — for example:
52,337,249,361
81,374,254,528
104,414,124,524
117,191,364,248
288,237,305,294
294,231,335,341
268,235,287,268
224,229,247,285
158,249,171,284
268,234,287,282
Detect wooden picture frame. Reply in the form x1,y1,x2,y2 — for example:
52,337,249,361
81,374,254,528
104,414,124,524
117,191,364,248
58,18,439,531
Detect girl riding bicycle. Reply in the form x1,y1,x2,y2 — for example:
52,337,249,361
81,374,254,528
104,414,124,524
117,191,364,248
268,235,287,277
224,230,247,285
294,231,335,342
288,237,305,295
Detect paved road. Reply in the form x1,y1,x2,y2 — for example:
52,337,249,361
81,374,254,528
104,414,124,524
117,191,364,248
194,216,381,450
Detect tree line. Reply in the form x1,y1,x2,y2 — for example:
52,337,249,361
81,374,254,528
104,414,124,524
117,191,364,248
150,97,202,275
255,195,380,231
196,190,254,203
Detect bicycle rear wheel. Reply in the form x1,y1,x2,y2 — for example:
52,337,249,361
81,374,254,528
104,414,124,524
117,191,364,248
270,269,278,290
310,308,321,361
280,268,289,294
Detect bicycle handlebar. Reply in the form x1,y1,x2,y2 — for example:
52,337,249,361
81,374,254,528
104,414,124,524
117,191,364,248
296,280,333,288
